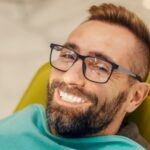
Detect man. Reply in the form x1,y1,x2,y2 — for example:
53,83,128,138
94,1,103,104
0,3,150,150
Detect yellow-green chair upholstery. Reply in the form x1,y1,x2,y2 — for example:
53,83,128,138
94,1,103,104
14,63,51,111
14,62,150,143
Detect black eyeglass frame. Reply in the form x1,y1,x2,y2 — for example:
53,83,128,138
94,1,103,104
50,43,142,83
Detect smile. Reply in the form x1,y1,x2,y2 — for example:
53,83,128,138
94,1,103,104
60,91,85,104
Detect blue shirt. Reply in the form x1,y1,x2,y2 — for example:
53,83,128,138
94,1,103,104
0,104,145,150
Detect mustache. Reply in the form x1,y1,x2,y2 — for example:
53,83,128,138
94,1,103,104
48,80,98,105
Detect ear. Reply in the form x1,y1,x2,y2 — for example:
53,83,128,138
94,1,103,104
126,82,150,113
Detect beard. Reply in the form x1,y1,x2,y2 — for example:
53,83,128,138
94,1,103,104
46,80,128,138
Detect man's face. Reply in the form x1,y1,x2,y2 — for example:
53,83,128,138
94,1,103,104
46,21,137,138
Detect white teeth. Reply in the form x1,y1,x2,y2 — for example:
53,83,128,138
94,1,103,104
59,91,84,103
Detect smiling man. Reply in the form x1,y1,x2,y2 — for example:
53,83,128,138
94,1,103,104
0,3,150,150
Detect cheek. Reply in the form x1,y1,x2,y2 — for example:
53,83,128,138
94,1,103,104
86,83,108,101
49,69,64,83
91,81,125,103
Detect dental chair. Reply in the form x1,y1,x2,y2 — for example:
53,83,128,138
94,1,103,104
14,62,150,144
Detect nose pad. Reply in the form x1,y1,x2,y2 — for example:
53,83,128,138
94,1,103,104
63,60,85,87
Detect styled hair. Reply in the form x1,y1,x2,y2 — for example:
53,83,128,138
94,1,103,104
87,3,150,81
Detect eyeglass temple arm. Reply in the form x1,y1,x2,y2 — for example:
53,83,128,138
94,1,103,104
117,66,142,82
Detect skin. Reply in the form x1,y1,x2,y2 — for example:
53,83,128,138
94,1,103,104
48,20,149,137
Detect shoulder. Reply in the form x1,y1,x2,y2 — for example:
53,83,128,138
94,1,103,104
102,135,146,150
0,104,46,133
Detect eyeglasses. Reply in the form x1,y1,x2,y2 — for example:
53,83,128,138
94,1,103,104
49,43,142,83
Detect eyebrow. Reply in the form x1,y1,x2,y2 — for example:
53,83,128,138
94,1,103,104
63,42,80,52
89,51,116,64
63,42,116,64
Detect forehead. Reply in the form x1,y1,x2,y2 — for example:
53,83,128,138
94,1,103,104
66,21,137,69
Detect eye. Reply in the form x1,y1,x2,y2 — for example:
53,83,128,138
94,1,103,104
60,53,74,60
97,64,109,73
58,48,76,63
86,58,111,74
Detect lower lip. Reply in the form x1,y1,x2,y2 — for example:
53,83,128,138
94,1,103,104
54,89,90,108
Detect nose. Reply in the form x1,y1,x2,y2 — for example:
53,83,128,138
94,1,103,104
62,60,85,87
